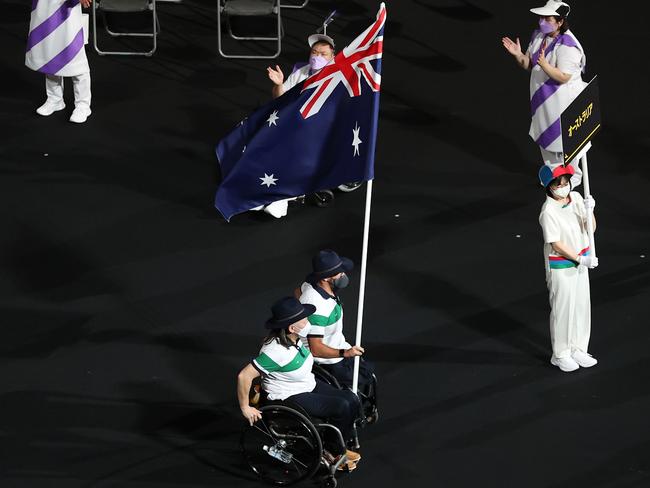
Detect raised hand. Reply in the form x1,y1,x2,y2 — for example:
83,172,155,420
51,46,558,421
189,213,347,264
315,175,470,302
501,36,522,56
80,0,92,8
584,195,596,211
267,65,284,86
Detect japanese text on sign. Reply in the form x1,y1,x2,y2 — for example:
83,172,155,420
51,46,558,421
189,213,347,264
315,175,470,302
568,102,594,137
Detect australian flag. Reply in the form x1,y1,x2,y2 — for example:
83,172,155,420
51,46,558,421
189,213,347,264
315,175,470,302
215,3,386,221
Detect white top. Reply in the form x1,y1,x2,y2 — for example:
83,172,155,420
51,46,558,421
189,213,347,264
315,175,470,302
282,64,311,93
252,337,315,401
281,60,334,93
539,191,590,274
299,282,351,365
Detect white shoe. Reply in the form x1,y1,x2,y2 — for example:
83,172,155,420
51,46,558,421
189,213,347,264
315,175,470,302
550,356,579,372
69,107,91,124
572,350,597,368
36,100,65,116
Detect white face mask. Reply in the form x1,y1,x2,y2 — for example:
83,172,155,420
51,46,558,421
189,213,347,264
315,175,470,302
552,185,571,198
296,325,310,338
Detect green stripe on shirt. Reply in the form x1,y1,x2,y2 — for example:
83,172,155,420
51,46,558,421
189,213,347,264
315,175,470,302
255,353,281,372
277,346,311,372
308,303,342,327
255,346,311,373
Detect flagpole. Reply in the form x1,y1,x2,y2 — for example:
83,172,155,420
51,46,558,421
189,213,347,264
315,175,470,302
352,179,373,394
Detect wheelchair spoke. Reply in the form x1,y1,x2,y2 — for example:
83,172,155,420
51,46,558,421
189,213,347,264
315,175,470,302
253,419,276,441
291,455,309,469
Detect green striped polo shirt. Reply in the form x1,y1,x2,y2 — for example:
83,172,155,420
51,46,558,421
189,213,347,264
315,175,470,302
299,281,351,365
252,337,315,400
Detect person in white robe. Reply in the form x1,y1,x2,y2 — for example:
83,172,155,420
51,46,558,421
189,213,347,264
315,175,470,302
26,0,92,123
502,0,588,187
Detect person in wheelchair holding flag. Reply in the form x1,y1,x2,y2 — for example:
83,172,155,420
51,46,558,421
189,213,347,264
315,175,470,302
298,250,378,423
237,296,361,478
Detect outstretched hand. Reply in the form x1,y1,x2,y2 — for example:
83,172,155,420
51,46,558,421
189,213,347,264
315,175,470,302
501,36,522,56
267,65,284,86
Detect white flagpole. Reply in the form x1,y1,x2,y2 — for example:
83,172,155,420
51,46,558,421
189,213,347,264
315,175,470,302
580,153,597,257
352,179,373,394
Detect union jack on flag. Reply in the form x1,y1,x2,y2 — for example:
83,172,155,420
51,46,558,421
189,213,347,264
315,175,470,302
299,3,386,119
215,3,387,221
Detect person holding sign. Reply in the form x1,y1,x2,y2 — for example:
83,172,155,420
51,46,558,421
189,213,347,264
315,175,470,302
502,0,587,187
538,165,598,372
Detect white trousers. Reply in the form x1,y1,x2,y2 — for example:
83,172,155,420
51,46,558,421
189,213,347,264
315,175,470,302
540,147,583,188
547,266,591,359
45,72,91,112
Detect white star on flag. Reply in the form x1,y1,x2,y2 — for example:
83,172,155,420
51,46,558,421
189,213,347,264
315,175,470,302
266,110,279,126
352,122,363,156
259,173,278,187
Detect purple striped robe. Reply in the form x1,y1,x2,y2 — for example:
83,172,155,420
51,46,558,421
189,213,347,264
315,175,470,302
527,29,587,153
25,0,89,76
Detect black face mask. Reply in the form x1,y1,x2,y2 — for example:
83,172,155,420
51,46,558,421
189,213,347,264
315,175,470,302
331,273,350,290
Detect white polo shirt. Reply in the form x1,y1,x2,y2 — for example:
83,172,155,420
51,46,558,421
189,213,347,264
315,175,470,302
539,191,590,272
299,282,351,365
282,64,311,92
252,337,315,401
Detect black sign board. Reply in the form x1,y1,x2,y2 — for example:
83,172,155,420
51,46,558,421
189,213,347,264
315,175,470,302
561,75,601,165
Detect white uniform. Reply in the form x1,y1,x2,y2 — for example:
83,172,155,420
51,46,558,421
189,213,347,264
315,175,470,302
26,0,91,113
527,30,586,186
252,337,315,401
299,281,351,365
539,191,592,359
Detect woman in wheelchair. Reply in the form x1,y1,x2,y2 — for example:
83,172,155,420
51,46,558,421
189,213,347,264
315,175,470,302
237,296,362,479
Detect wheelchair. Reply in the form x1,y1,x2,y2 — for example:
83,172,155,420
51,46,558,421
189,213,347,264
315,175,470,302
241,367,378,487
311,363,379,442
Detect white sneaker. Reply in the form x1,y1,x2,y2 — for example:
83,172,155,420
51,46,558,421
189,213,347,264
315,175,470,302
550,356,579,372
36,100,65,116
69,107,91,124
572,350,597,368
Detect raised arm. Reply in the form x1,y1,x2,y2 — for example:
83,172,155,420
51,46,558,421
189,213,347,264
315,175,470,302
502,36,531,70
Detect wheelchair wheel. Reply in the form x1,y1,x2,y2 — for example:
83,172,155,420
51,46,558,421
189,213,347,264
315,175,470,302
241,405,323,486
310,190,334,207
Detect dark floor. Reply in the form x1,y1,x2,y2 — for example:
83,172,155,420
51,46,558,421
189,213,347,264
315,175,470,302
1,1,649,487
